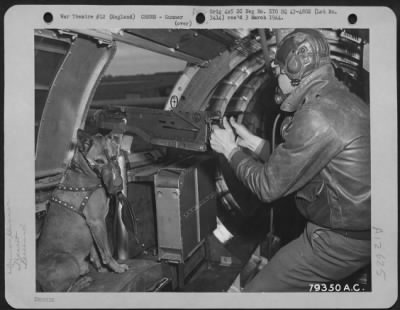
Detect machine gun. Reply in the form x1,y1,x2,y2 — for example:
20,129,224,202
87,107,253,152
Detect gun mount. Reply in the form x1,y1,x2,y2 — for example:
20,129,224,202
86,107,223,152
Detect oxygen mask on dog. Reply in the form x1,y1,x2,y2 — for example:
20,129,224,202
101,154,123,195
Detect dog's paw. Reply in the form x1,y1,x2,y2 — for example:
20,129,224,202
111,262,129,273
116,263,129,273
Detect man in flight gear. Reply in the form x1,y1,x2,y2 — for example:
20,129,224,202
210,29,371,291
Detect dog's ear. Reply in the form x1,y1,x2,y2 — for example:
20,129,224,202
77,129,93,154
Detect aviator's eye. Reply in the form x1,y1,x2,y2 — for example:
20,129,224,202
95,159,106,164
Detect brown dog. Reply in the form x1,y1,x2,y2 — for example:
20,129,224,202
37,130,129,292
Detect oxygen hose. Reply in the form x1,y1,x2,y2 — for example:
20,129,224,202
265,112,282,259
272,113,281,152
117,191,140,245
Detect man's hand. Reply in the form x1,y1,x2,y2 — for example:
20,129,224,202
229,117,264,153
210,117,238,159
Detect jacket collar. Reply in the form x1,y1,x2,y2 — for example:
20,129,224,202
280,64,336,113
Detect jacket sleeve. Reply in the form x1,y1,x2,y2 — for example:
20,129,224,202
254,139,271,162
229,108,344,203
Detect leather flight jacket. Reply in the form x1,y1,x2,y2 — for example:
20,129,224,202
230,64,371,239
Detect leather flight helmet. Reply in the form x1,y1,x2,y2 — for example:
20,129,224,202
275,29,331,86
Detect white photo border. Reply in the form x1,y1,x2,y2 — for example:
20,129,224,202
4,5,398,308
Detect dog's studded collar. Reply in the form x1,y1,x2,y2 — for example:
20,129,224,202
56,184,103,192
50,184,103,216
50,196,87,216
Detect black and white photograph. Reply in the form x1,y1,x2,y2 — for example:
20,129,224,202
4,5,398,308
